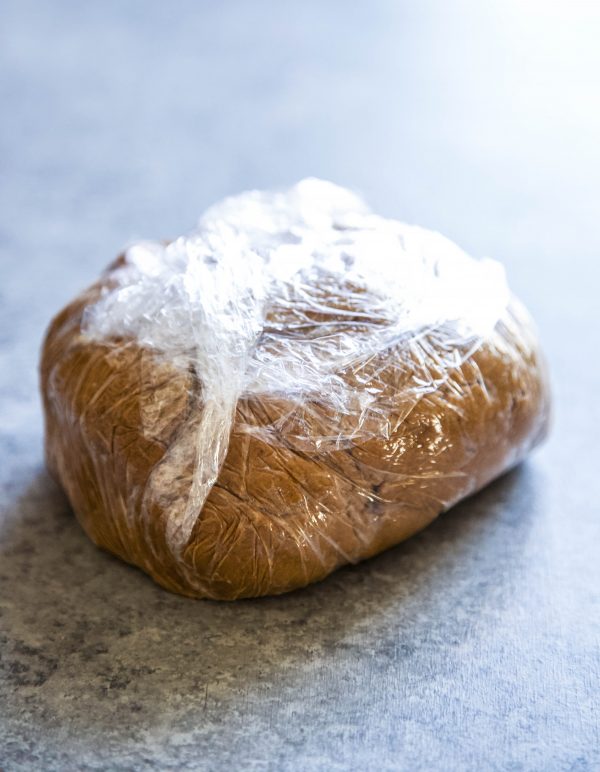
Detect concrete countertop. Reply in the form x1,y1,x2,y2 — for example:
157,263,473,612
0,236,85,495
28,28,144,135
1,2,598,769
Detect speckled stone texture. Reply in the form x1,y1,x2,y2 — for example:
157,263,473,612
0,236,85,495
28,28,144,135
1,1,599,770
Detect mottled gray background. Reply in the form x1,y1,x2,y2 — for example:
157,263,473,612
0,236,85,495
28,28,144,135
1,1,599,770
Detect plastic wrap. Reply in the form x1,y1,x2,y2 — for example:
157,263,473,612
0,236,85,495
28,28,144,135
41,179,550,599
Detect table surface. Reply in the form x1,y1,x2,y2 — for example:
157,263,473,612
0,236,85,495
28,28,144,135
1,2,599,770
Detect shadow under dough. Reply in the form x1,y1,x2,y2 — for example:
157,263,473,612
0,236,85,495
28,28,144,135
0,462,539,760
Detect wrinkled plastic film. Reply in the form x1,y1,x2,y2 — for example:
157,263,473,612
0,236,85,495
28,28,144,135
82,179,511,553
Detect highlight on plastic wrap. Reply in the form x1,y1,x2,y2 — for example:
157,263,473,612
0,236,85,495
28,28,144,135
40,179,551,599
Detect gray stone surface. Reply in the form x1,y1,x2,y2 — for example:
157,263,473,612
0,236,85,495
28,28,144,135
1,1,599,770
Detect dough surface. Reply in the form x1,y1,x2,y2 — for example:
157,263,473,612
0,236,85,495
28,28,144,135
40,182,550,599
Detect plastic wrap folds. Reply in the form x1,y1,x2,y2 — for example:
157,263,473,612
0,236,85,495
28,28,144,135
41,179,549,599
82,180,510,551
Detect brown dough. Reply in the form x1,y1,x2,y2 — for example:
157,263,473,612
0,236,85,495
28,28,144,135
40,258,550,599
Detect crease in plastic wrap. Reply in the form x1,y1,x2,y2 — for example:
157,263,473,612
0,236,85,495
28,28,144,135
43,179,550,599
